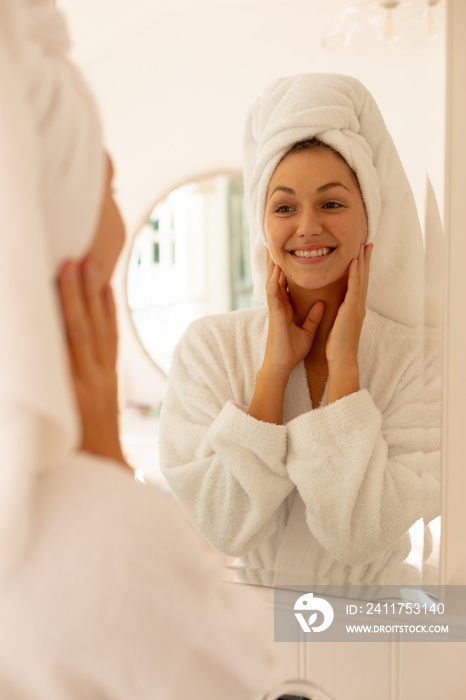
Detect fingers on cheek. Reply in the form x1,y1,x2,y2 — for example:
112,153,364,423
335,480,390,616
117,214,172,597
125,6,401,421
63,276,101,355
82,265,116,347
66,296,89,343
267,271,279,302
81,260,99,295
57,260,78,298
57,263,85,330
81,261,104,322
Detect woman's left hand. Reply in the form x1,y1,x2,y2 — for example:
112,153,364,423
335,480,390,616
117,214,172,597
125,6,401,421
326,242,373,376
57,259,130,468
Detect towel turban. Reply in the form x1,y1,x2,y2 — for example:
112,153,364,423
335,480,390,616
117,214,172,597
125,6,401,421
0,0,106,576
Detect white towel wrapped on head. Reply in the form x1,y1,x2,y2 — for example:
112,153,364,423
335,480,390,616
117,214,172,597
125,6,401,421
0,0,105,577
243,73,425,328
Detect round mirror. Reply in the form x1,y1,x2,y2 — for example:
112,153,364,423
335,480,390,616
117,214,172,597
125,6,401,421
126,173,258,375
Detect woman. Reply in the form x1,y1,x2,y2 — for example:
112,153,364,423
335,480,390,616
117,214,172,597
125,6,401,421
0,1,278,697
159,73,441,586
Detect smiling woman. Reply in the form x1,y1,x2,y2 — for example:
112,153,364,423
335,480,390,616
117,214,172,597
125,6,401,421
158,73,441,587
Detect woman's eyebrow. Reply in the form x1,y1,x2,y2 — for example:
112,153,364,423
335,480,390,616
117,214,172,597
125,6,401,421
268,185,295,198
269,181,351,198
317,181,350,193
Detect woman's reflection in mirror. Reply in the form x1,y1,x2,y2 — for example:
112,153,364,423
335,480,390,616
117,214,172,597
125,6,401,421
159,73,441,586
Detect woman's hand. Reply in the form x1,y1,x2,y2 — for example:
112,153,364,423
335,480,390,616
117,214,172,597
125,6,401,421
248,249,324,424
57,259,130,469
263,248,324,378
326,242,373,403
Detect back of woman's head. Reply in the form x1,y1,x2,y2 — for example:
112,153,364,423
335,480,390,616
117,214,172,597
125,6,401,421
0,0,107,576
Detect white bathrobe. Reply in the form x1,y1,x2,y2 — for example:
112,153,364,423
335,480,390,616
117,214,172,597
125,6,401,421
0,1,278,697
160,306,440,586
0,455,278,698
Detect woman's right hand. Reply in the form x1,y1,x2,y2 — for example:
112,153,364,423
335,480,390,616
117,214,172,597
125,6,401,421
247,250,324,424
57,258,130,469
263,248,324,379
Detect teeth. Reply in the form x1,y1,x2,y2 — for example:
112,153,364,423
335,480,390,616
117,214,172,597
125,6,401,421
292,247,333,258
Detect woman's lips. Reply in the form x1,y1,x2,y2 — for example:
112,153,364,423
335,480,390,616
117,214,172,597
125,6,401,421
289,246,335,263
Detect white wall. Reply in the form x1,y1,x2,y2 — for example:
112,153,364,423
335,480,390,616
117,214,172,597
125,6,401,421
59,0,446,406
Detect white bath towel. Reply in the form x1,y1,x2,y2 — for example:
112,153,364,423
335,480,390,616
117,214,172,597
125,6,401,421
243,73,425,328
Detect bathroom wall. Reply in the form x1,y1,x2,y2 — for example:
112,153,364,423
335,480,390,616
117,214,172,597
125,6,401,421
59,0,445,407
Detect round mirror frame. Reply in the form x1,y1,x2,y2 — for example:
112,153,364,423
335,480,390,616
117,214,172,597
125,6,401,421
125,170,245,377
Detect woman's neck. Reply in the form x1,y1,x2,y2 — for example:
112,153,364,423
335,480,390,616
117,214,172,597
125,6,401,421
288,276,348,360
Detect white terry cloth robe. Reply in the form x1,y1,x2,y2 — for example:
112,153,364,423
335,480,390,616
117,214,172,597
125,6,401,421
0,1,278,697
159,74,441,586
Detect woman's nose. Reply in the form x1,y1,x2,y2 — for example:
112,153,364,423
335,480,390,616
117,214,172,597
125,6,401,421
296,208,324,237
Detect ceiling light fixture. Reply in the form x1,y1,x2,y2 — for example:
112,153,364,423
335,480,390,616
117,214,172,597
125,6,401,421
321,0,444,53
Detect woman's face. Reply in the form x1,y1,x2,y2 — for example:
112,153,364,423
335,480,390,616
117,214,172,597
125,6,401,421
85,156,125,288
264,147,368,293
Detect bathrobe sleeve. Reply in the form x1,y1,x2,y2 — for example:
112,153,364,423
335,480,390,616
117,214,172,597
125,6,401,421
160,314,295,557
286,323,441,566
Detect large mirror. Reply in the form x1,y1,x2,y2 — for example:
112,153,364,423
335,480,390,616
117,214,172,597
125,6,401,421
128,160,442,590
61,0,445,589
123,1,445,589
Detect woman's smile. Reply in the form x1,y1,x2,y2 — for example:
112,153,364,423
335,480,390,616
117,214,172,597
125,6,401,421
288,245,335,263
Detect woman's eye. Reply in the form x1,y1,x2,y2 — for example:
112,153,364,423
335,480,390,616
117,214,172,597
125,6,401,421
323,201,342,209
275,204,293,213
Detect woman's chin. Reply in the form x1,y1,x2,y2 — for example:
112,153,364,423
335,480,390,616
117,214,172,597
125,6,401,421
287,272,349,296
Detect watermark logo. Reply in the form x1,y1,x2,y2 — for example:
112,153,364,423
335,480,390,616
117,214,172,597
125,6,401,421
294,592,335,633
275,586,466,642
